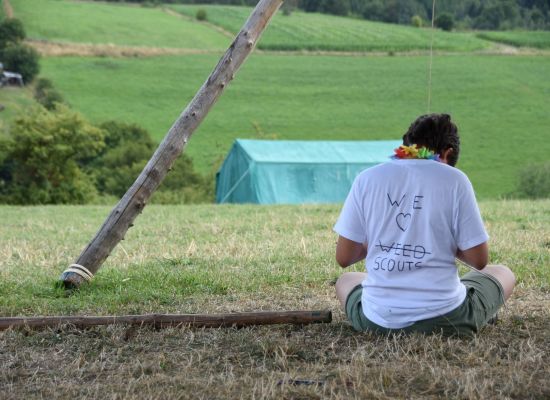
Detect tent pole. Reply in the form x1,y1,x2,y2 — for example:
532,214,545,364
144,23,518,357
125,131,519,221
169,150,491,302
59,0,284,289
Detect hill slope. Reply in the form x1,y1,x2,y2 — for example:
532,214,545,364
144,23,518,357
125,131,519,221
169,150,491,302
40,54,550,198
9,0,230,50
170,4,494,53
477,31,550,49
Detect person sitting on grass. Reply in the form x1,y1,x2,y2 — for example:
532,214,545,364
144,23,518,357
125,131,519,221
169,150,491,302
333,113,515,336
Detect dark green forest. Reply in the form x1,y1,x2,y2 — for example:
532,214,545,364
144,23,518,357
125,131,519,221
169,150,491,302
101,0,550,30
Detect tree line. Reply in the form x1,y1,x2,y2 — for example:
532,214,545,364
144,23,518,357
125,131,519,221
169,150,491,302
98,0,550,30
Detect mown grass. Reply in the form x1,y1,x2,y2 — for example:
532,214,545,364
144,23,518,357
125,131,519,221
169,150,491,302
39,54,550,198
171,4,493,53
0,201,549,398
478,30,550,49
9,0,230,50
0,201,548,315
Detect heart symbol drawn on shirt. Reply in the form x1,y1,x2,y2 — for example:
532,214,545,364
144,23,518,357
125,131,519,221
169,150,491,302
396,213,412,232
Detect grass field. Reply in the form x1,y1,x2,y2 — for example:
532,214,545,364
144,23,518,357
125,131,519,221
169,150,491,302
9,0,230,50
2,1,549,397
478,30,550,49
1,201,549,398
39,53,550,198
171,4,493,53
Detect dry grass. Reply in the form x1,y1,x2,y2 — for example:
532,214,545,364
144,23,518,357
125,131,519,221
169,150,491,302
1,289,549,399
26,39,220,58
27,38,550,59
2,0,14,18
1,200,549,398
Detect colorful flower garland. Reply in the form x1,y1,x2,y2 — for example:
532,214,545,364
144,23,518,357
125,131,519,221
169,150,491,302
391,144,440,161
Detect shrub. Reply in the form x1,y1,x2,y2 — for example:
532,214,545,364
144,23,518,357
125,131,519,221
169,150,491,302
0,105,104,204
411,15,423,28
34,77,64,110
0,18,25,49
435,13,454,31
517,162,550,199
154,154,212,204
89,121,211,203
0,111,212,204
0,43,40,84
87,121,154,197
196,9,207,21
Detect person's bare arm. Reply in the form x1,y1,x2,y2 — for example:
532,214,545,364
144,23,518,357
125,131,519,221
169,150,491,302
456,242,489,270
336,236,367,268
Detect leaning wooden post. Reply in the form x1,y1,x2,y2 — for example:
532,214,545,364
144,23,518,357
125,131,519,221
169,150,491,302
59,0,284,289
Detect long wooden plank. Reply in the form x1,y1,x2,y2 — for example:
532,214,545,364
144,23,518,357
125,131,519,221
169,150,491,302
0,310,332,330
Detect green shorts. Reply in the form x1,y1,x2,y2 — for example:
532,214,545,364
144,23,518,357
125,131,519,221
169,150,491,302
345,270,505,337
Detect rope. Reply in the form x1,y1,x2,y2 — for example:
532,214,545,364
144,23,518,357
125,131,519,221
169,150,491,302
427,0,436,113
219,166,251,204
63,264,94,282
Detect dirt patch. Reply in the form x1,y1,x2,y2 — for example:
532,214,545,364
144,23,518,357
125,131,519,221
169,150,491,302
28,38,550,59
2,0,14,18
1,288,549,399
26,39,222,58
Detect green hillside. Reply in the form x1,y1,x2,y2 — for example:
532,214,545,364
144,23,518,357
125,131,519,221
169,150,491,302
40,54,550,198
3,1,550,199
477,31,550,49
170,5,493,52
9,0,230,50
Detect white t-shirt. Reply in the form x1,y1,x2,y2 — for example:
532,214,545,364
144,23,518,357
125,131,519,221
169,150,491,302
334,159,489,329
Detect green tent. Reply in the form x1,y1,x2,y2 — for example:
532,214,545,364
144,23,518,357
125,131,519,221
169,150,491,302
216,139,401,204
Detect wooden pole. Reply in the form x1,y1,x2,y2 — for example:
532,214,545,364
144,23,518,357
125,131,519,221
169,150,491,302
0,310,331,330
59,0,284,288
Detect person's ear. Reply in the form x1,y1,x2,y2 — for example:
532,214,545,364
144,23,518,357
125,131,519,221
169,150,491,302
440,148,453,165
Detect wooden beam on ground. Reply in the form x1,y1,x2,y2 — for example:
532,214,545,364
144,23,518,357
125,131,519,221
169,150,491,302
59,0,284,289
0,310,332,331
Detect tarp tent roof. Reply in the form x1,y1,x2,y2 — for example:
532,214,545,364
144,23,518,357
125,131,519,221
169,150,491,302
216,139,401,204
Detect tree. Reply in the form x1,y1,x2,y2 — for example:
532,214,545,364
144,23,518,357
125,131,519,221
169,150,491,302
321,0,351,16
0,18,40,84
34,78,64,110
88,121,155,197
300,0,321,13
0,18,25,49
362,0,386,21
411,15,423,27
86,121,209,203
517,162,550,198
196,9,207,21
0,43,40,84
0,105,104,204
435,12,455,31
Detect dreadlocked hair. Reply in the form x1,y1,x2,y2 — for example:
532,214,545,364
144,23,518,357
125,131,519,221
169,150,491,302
402,113,460,166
